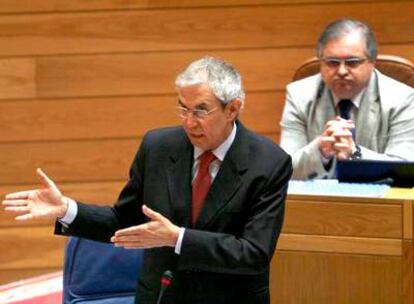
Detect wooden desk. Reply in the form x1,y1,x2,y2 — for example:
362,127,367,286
270,194,414,304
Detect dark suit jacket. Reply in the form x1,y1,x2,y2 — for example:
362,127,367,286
56,121,292,304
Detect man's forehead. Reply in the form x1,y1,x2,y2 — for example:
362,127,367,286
323,32,367,55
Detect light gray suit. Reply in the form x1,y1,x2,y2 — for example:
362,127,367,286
280,69,414,180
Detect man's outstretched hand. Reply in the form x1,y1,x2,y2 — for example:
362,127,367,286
2,168,68,221
111,205,180,249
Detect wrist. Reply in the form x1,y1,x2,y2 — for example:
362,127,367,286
57,196,70,219
349,145,362,160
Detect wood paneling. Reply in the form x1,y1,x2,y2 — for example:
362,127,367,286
271,250,402,304
403,241,414,304
0,269,61,286
284,200,402,238
34,50,306,98
0,92,284,142
0,0,380,14
0,226,65,269
0,139,137,184
0,2,412,56
0,59,35,99
278,233,402,256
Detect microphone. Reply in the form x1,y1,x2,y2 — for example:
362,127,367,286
156,270,173,304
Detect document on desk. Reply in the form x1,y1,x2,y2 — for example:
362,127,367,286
288,180,391,198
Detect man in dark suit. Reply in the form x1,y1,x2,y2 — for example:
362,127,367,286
3,57,292,304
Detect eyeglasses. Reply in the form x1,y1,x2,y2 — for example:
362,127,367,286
177,106,218,119
321,57,368,69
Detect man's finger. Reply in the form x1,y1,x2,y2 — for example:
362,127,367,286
36,168,56,188
3,190,36,200
142,205,163,221
114,224,146,236
4,206,30,212
16,213,35,221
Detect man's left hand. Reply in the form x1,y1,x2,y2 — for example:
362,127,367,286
111,205,180,249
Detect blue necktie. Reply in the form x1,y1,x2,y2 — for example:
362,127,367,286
338,99,355,139
338,99,353,120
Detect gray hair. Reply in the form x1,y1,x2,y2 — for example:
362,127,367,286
316,18,378,60
175,56,245,108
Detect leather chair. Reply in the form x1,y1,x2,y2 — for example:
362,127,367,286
63,237,143,304
292,54,414,87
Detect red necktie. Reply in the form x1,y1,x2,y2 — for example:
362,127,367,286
191,151,216,225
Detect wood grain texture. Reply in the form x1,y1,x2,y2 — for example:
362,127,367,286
0,92,283,142
283,200,402,238
0,0,380,14
0,2,412,56
0,139,137,184
0,268,62,285
277,233,402,256
0,226,65,269
270,250,402,304
403,240,414,304
0,59,35,99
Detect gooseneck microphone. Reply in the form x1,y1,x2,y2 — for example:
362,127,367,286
156,270,173,304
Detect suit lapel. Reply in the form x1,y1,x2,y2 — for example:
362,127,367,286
309,81,336,139
356,71,380,144
194,122,249,229
166,133,193,227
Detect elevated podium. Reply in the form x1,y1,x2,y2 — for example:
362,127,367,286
271,190,414,304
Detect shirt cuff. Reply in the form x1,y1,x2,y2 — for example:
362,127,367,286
58,197,78,227
174,227,185,254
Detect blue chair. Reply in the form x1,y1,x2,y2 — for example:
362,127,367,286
63,237,143,304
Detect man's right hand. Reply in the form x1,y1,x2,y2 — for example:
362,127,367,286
2,168,68,221
319,117,355,159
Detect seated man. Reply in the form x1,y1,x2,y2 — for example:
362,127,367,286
280,18,414,180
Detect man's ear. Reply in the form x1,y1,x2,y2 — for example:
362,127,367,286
226,99,242,121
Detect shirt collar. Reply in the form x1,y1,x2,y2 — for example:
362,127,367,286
193,122,237,162
333,88,366,109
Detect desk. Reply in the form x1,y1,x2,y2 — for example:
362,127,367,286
270,193,414,304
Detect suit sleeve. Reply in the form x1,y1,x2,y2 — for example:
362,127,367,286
178,154,292,275
55,136,147,242
359,90,414,161
280,85,335,179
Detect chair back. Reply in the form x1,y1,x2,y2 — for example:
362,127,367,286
63,237,143,304
292,55,414,87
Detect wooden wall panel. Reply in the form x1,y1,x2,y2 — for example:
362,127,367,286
0,227,65,269
0,2,412,56
0,226,66,285
0,139,137,184
270,250,402,304
0,92,283,142
283,200,402,238
33,50,305,98
0,0,377,14
0,59,36,99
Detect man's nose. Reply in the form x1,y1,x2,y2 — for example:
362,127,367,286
183,114,198,128
337,62,349,76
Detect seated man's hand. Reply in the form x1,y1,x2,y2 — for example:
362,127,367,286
319,118,354,159
333,128,356,160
